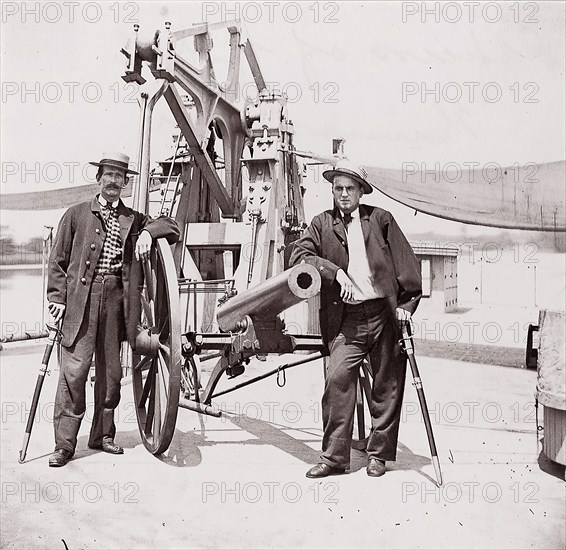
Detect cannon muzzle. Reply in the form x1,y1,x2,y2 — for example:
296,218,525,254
217,264,321,332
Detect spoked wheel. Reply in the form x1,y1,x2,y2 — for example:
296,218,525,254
352,359,373,451
181,355,201,401
130,238,181,455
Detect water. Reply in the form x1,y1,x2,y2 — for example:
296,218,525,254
0,268,47,340
1,251,564,341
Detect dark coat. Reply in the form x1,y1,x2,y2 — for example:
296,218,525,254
289,204,422,352
47,197,180,347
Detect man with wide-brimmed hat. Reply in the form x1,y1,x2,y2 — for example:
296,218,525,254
47,152,179,467
290,159,422,478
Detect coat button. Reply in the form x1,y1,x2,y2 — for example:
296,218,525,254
90,244,96,250
95,228,100,234
85,260,91,267
81,277,87,284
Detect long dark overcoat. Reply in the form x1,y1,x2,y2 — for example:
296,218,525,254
289,204,422,352
47,197,179,347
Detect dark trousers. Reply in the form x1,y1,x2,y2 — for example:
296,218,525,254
53,274,124,453
321,299,407,469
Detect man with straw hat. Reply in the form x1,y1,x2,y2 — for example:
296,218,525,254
47,152,179,467
290,159,422,478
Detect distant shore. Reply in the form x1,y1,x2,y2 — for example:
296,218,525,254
0,264,45,270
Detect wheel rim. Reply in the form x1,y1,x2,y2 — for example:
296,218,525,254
131,239,181,454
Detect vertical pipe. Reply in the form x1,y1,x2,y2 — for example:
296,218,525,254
134,84,168,215
134,93,149,214
246,211,260,288
193,282,197,332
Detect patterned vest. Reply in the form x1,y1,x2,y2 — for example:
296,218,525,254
95,201,123,274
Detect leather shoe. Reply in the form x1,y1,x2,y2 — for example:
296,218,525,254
367,458,386,477
101,440,124,454
49,449,74,467
89,440,124,454
306,463,345,478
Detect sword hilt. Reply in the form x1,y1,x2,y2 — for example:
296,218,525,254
398,319,415,354
45,322,62,342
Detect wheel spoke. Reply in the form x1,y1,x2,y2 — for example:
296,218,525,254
134,355,152,372
156,268,171,337
142,257,158,329
139,362,155,408
158,350,170,400
158,315,170,339
153,367,161,440
142,257,155,302
144,367,156,435
190,357,201,400
159,344,171,368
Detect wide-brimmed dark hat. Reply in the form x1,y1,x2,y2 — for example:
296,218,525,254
89,152,138,175
323,159,373,194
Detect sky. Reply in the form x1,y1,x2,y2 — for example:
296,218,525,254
1,1,565,242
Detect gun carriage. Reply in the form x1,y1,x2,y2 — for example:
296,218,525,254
120,20,374,455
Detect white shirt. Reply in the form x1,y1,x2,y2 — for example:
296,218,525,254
344,208,381,304
97,195,119,208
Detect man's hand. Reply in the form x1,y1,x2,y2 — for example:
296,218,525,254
396,307,411,325
135,230,152,262
48,302,66,323
336,269,355,302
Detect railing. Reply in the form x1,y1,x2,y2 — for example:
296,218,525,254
178,278,236,333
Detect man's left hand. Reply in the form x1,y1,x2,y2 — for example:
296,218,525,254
135,230,153,261
396,307,411,324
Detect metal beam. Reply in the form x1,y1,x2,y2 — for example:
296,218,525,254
163,85,236,217
243,39,266,92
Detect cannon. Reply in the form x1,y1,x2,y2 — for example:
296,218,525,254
128,248,325,453
216,263,321,332
118,19,377,456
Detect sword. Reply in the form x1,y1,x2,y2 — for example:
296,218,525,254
18,323,61,464
399,319,443,486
